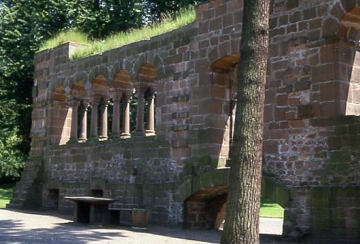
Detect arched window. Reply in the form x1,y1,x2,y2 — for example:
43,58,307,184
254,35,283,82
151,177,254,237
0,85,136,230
136,63,158,135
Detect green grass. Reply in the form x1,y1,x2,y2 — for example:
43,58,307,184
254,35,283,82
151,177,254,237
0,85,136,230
39,7,196,60
40,30,90,51
260,196,284,218
0,183,14,208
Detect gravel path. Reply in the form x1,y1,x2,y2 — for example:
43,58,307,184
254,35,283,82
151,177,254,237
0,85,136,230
0,209,289,244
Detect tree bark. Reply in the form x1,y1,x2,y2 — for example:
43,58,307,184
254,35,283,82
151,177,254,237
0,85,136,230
220,0,270,243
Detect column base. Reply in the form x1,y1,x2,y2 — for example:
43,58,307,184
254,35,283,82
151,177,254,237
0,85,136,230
98,136,108,141
145,130,155,136
121,133,131,138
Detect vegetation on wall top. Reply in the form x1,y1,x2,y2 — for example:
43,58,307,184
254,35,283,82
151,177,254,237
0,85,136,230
39,8,196,60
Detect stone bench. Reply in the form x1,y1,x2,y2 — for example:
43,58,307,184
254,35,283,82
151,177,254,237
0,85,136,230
108,208,150,229
108,208,133,225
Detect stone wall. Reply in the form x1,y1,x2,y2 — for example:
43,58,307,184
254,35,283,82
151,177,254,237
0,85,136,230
8,0,360,242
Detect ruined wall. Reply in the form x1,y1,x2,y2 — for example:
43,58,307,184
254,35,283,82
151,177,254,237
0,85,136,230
263,0,360,241
264,0,360,187
8,0,360,241
11,1,243,226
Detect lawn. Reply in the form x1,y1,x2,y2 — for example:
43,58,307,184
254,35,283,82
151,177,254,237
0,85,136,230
0,184,14,208
260,196,284,218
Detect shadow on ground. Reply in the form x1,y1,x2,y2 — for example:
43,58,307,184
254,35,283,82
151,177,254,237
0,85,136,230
0,209,290,244
0,210,126,244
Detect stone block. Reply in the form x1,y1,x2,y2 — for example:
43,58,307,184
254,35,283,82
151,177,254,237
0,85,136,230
263,140,278,154
276,93,289,106
232,10,243,25
287,24,297,34
273,1,285,13
270,27,286,38
294,80,311,91
194,58,209,73
198,21,210,35
334,125,348,135
320,44,337,64
202,8,215,20
322,19,339,38
289,11,303,23
303,6,317,20
215,4,227,17
297,104,312,118
286,0,299,11
312,64,336,83
269,16,278,30
220,14,233,30
272,60,288,71
288,119,305,128
329,150,351,164
327,136,341,150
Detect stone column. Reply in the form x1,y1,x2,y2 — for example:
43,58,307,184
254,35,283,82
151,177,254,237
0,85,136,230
121,94,131,137
146,93,155,134
90,97,99,138
136,89,145,133
111,95,121,138
79,101,89,141
69,100,80,141
99,98,108,140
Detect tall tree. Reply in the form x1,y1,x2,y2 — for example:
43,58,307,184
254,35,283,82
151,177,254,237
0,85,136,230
0,0,70,179
220,0,270,243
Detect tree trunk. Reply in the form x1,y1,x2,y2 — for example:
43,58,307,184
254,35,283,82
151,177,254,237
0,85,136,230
220,0,270,244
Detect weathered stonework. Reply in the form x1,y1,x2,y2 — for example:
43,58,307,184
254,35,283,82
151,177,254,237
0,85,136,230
8,0,360,242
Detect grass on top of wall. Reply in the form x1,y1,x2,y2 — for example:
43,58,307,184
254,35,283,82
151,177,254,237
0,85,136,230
40,30,90,51
39,7,196,60
0,183,15,208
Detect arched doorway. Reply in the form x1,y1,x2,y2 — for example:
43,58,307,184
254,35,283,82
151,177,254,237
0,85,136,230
178,169,289,233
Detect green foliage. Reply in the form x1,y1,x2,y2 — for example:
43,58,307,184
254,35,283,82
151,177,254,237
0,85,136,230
0,184,14,208
0,135,26,178
0,86,26,178
0,1,60,178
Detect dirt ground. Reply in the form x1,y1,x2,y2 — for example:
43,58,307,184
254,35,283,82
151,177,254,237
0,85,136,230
0,209,292,244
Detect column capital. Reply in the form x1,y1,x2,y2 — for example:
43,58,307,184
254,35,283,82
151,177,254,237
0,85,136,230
146,92,156,101
67,99,81,107
134,81,150,91
110,88,123,101
124,89,134,100
90,94,102,104
81,100,90,107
